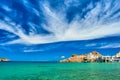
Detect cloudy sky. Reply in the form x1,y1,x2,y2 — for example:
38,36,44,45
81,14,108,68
0,0,120,61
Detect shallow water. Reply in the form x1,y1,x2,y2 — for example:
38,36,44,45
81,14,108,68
0,62,120,80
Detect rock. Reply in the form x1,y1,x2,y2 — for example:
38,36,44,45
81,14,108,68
87,51,102,62
0,58,10,62
60,51,102,62
60,54,88,62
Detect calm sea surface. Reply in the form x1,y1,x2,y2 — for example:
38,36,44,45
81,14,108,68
0,62,120,80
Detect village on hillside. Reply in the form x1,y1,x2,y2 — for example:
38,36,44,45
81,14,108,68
60,51,120,63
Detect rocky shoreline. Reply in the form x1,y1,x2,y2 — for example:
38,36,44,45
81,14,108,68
60,51,120,63
0,58,10,62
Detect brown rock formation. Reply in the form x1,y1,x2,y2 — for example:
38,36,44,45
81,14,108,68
92,51,102,56
60,54,87,62
87,51,102,62
60,51,102,62
0,58,10,62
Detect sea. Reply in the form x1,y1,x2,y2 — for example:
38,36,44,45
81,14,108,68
0,62,120,80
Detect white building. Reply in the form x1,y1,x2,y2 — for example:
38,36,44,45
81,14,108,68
102,56,114,62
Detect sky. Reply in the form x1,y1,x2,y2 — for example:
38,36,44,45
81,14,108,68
0,0,120,61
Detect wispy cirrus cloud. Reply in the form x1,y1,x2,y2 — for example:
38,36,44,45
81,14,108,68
0,0,120,45
100,43,120,48
23,49,44,52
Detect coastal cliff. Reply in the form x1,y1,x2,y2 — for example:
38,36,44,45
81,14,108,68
60,51,102,62
60,51,120,63
60,54,88,62
0,58,10,62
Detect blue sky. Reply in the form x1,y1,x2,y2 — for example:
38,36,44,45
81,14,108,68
0,0,120,61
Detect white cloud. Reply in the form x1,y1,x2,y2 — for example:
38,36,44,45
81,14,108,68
0,0,120,45
23,49,44,52
100,43,120,48
61,56,65,59
1,5,11,11
85,43,96,47
64,0,80,7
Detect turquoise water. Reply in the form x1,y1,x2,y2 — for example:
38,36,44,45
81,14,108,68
0,62,120,80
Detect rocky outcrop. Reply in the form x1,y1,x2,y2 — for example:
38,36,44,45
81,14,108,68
87,51,102,62
90,51,102,57
60,54,87,62
0,58,10,62
60,51,102,62
60,51,120,63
